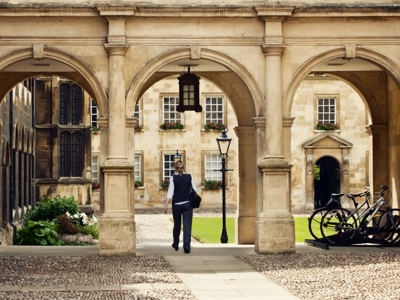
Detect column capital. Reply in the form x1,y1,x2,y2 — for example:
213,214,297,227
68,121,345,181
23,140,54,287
104,44,129,56
261,44,286,56
283,117,295,128
97,116,108,129
366,124,388,135
233,125,253,137
252,116,265,128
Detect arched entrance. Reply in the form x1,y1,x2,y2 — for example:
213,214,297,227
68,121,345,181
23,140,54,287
126,48,263,245
314,156,340,208
0,49,108,245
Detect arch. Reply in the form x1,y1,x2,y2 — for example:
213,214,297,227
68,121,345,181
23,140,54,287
0,47,108,116
282,47,400,122
126,47,263,126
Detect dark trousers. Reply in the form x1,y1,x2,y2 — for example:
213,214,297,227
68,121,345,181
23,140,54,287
172,202,193,250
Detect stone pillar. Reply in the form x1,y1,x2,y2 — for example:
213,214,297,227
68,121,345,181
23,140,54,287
366,125,389,201
234,126,256,244
98,17,136,255
254,17,295,254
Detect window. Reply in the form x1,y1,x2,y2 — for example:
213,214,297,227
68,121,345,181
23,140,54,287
90,100,98,127
205,96,224,125
91,155,98,181
134,153,141,182
317,97,336,124
60,82,82,125
163,97,182,124
134,101,140,120
163,154,176,181
205,154,222,181
60,131,83,177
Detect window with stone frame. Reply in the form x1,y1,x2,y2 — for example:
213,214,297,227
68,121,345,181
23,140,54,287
60,131,83,177
90,99,98,127
60,82,82,125
205,96,224,125
59,81,85,178
317,97,337,124
162,96,182,124
205,154,222,181
134,153,142,182
91,155,98,182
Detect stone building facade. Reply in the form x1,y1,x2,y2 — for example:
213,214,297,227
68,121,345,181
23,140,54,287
0,80,35,245
1,1,400,256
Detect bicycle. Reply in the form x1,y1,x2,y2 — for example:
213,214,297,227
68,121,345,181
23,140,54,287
308,193,343,240
320,186,393,244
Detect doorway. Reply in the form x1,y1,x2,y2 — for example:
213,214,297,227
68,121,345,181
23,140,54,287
314,156,340,208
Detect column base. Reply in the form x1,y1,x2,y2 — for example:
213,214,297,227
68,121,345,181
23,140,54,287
99,212,136,256
237,216,255,244
255,210,295,254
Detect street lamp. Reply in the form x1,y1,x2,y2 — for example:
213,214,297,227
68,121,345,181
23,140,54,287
174,150,181,163
216,127,232,243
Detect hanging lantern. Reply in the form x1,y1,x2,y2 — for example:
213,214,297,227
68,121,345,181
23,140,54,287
177,66,202,113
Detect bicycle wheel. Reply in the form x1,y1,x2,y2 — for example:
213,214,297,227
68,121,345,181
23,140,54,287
377,209,400,244
320,208,356,244
308,208,329,240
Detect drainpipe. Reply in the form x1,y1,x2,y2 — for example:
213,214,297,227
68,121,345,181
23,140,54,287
30,78,36,208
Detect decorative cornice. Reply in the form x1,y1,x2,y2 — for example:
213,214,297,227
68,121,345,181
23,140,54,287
103,44,129,55
97,6,136,16
261,45,286,56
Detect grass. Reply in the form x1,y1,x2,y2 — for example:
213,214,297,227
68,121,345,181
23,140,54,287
191,216,313,243
192,217,235,243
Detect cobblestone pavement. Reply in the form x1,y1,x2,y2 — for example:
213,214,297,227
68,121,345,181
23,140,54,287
0,213,199,300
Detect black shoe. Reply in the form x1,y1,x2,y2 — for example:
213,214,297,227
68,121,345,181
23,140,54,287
172,243,178,251
184,248,190,254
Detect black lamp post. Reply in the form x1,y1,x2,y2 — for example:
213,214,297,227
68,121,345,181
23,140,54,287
216,128,232,243
174,150,181,163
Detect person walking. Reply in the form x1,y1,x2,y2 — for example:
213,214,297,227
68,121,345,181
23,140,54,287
163,160,197,253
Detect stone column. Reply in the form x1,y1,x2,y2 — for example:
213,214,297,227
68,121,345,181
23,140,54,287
98,37,136,255
366,125,389,201
254,17,295,254
234,125,256,244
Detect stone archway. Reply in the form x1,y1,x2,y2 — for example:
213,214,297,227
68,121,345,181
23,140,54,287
284,47,400,209
0,47,108,116
126,47,263,244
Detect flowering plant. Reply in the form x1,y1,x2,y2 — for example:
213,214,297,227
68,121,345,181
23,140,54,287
65,211,98,227
92,181,100,190
134,123,143,132
204,179,224,189
90,126,100,135
204,122,226,132
316,121,339,131
160,122,185,131
161,178,170,189
135,180,143,188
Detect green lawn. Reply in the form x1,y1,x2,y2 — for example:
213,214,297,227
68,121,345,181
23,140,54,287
191,216,313,243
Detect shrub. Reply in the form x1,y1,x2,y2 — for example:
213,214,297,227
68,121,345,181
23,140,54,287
160,122,185,130
25,195,79,222
161,178,170,189
17,220,63,246
204,179,224,189
204,122,226,132
135,180,143,188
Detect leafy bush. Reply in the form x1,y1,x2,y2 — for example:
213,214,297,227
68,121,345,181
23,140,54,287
78,224,99,239
160,122,185,130
204,179,224,189
204,122,226,132
17,220,63,245
60,212,99,240
25,195,79,222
